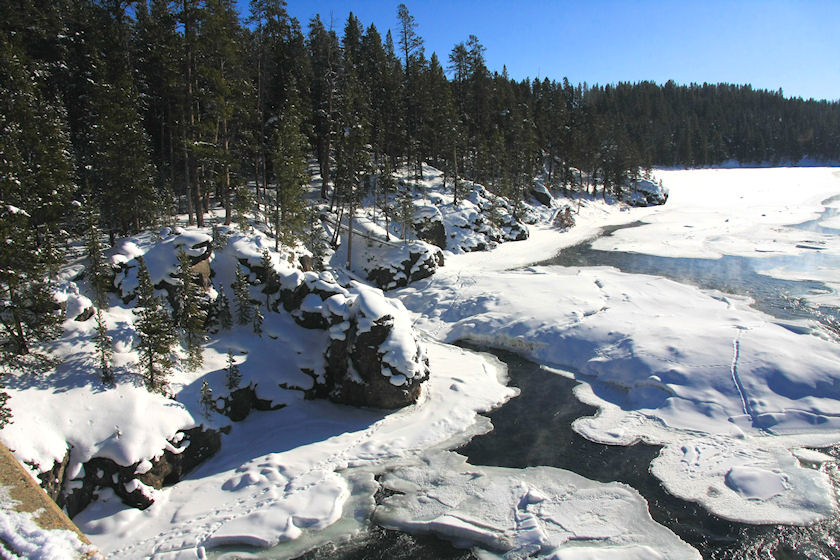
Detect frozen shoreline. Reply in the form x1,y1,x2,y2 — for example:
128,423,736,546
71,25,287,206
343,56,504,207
4,167,840,559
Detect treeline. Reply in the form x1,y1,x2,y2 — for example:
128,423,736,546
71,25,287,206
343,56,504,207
586,81,840,168
3,1,840,385
4,1,840,240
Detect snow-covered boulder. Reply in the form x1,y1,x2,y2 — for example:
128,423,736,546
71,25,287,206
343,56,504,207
623,178,669,206
364,241,444,291
412,202,446,249
530,183,553,207
324,283,429,409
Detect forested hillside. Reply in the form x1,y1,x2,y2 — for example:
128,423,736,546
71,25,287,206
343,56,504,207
2,0,839,399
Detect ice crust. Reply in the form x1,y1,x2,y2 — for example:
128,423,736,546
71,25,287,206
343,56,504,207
376,452,699,559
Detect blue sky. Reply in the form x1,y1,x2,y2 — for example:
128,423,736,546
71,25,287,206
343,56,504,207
239,1,839,101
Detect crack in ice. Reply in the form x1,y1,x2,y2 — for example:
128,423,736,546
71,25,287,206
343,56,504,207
730,328,751,420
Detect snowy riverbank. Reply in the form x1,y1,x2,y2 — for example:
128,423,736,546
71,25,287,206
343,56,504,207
3,167,839,559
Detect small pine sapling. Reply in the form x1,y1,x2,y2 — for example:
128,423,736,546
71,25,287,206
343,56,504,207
232,263,253,325
200,380,214,417
0,373,11,429
225,349,241,390
259,249,275,309
252,306,264,337
84,207,111,309
94,308,114,385
134,257,177,393
216,286,233,330
176,249,206,371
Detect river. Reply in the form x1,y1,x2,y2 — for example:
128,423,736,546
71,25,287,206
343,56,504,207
228,168,840,559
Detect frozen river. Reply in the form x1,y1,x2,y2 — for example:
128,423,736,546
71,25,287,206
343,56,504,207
89,168,839,560
293,168,840,560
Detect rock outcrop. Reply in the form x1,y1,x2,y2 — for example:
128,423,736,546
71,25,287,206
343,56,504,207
324,286,429,409
38,427,221,517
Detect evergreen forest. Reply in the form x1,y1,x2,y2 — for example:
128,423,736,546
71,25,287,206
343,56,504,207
2,0,840,389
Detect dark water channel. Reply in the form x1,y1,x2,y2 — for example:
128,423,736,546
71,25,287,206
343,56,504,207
457,345,840,560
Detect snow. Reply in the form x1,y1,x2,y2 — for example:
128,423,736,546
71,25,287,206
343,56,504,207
0,486,101,560
4,166,839,558
73,341,516,558
394,167,840,526
376,452,698,559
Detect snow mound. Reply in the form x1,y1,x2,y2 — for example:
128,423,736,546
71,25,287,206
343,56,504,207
651,435,834,524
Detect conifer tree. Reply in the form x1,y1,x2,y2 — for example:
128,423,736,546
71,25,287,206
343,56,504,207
84,205,111,310
0,372,10,429
225,349,241,390
0,35,73,372
215,286,233,330
269,94,309,250
200,379,214,417
176,248,205,371
232,263,253,325
94,308,114,385
334,70,371,267
378,161,397,241
397,185,414,244
259,249,276,309
135,257,177,393
252,306,263,337
307,15,340,198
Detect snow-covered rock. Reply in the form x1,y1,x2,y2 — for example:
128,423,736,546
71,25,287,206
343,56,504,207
622,177,669,206
324,283,429,409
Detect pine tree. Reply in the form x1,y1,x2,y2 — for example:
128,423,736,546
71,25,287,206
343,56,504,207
259,249,276,309
84,204,111,310
378,161,397,241
200,379,214,417
176,248,205,371
94,308,114,385
225,349,241,390
252,306,263,337
0,35,73,373
269,93,309,250
397,185,414,244
0,370,11,428
307,15,340,198
334,70,371,268
134,257,177,393
216,285,233,330
231,263,253,325
194,0,248,226
65,1,159,237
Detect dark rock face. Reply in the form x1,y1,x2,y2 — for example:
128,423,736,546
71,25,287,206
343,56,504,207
414,216,446,249
530,186,553,207
74,306,95,322
41,427,221,517
222,385,280,422
36,448,71,506
324,313,429,410
366,247,444,291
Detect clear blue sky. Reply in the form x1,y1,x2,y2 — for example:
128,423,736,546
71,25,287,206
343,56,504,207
238,0,839,101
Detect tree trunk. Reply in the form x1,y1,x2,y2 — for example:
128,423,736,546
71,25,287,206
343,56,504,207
453,144,459,206
223,118,232,225
346,200,354,270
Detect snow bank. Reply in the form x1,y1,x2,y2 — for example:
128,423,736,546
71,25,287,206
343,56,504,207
376,451,699,559
75,341,516,558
